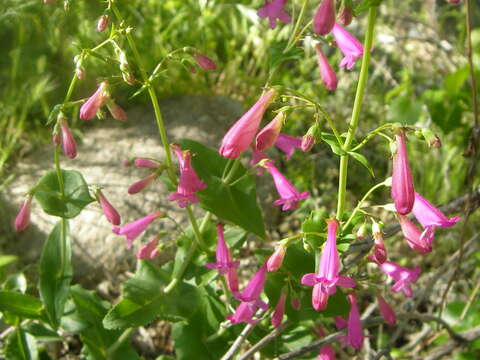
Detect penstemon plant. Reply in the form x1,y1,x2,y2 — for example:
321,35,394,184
5,0,473,359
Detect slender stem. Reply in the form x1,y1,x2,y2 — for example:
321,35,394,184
351,124,393,152
284,0,309,53
111,3,175,181
238,321,289,360
465,0,479,130
54,147,64,195
343,180,388,229
186,205,207,250
224,159,240,184
336,6,378,220
63,75,78,104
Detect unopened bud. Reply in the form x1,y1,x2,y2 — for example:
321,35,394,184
97,15,109,32
194,53,217,71
301,134,315,152
107,102,128,121
338,6,353,26
75,67,85,80
356,223,368,241
267,245,286,272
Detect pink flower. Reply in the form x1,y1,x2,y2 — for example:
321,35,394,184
398,214,433,254
15,196,33,232
136,237,160,259
134,158,160,168
332,24,364,70
275,133,302,160
128,174,156,195
315,44,338,91
339,293,365,350
318,345,336,360
256,112,285,151
313,0,336,35
97,15,109,32
368,221,388,264
219,89,276,159
391,130,415,215
301,219,356,310
257,0,291,29
226,299,268,324
267,244,286,272
378,261,421,297
107,102,128,121
97,190,121,225
265,161,309,211
226,267,240,294
194,53,217,71
112,212,163,249
377,294,396,326
80,82,109,120
301,134,315,152
236,263,268,302
412,192,460,228
291,296,301,310
168,145,207,208
206,224,240,275
271,290,287,328
60,120,77,159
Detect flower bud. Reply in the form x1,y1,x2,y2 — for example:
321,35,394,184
302,122,321,152
96,189,121,225
421,128,441,148
356,223,368,241
97,15,109,32
60,120,77,159
15,196,33,232
194,53,217,71
134,158,160,168
313,0,336,35
107,102,128,121
267,245,286,272
338,5,353,26
75,67,85,80
291,296,301,310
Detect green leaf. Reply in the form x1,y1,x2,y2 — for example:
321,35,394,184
178,139,265,238
39,221,73,328
33,170,94,219
6,327,38,360
4,273,27,293
443,66,469,96
103,261,200,329
0,255,17,268
172,322,222,360
268,41,304,71
301,209,327,247
70,285,140,360
320,133,346,156
0,292,43,319
23,322,60,341
348,151,375,178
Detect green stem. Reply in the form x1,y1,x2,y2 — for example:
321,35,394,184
284,0,309,54
336,6,378,220
111,3,175,181
63,75,78,104
107,328,134,357
54,147,64,195
224,159,240,184
343,180,387,229
350,124,393,152
186,205,207,250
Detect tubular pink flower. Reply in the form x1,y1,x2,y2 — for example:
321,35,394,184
107,102,128,121
194,53,217,71
315,44,338,91
301,219,356,310
271,290,287,328
134,158,160,168
236,263,268,302
313,0,336,35
391,131,415,215
226,267,240,294
377,294,397,326
412,192,460,228
219,89,276,159
60,120,77,159
256,112,285,151
15,196,33,232
267,245,286,272
318,345,336,360
97,190,121,225
168,145,207,208
291,296,301,310
331,24,364,70
398,214,433,254
112,212,163,249
226,299,268,324
379,261,421,297
257,0,291,29
80,82,109,120
265,161,309,211
206,224,240,275
275,133,302,160
128,174,156,195
136,237,159,259
339,293,365,350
